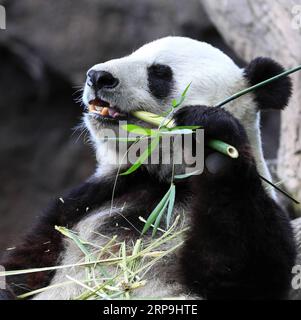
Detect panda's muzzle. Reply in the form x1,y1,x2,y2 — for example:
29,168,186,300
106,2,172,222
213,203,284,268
87,70,127,120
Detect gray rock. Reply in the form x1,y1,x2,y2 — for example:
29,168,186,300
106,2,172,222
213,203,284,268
4,0,209,84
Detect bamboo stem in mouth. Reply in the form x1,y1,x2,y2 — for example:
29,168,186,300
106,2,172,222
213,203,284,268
132,110,176,128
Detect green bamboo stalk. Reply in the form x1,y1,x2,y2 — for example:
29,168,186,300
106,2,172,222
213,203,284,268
132,110,176,128
215,64,301,108
207,139,239,159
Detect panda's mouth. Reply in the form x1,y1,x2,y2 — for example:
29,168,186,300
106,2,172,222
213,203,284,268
88,98,128,121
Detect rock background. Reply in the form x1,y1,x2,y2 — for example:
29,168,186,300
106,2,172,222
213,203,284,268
3,0,215,84
0,0,278,252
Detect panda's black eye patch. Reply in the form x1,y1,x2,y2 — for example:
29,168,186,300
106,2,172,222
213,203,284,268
149,64,173,80
147,64,173,99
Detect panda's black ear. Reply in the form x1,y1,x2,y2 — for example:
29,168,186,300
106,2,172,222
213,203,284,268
244,57,292,110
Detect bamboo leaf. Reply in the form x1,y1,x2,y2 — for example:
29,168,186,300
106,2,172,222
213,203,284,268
55,226,90,256
120,136,160,176
166,184,176,229
142,187,171,235
152,186,175,237
181,82,192,98
168,126,201,131
171,82,192,109
152,203,168,237
121,124,157,136
171,99,178,107
174,169,202,179
120,161,142,176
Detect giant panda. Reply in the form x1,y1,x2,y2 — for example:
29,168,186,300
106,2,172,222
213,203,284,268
0,36,296,300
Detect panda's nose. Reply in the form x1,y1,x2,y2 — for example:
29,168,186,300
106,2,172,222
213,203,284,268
87,70,119,90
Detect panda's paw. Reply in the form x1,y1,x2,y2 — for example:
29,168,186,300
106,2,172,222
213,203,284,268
174,105,249,148
0,288,16,300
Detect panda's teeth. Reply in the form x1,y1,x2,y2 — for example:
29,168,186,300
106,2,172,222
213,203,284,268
100,107,109,116
89,104,102,113
88,102,127,119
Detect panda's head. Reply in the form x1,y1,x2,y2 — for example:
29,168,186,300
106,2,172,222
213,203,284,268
82,36,291,181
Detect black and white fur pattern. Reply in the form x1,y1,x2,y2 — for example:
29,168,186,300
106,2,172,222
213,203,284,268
0,37,295,300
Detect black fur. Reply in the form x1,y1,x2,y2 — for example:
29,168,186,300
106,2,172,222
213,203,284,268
0,288,15,300
147,64,173,99
244,57,292,110
174,105,296,300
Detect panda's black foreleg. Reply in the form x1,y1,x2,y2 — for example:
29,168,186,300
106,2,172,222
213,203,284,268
174,105,296,300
